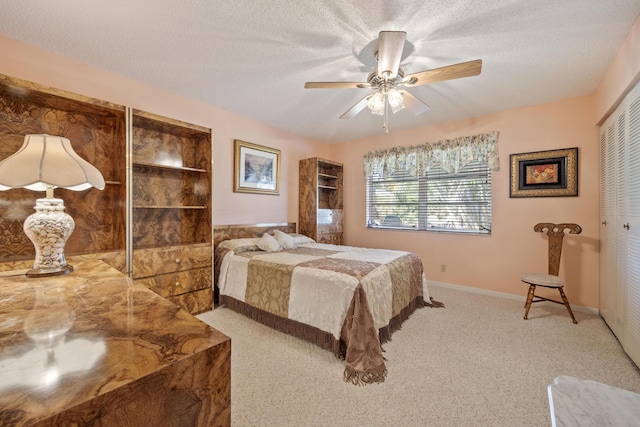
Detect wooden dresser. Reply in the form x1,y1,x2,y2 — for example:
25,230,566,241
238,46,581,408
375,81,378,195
0,259,230,426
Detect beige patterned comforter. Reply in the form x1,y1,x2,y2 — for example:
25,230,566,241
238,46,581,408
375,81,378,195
216,242,429,385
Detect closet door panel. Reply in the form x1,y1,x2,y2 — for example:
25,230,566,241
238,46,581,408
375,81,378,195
599,123,613,326
600,115,619,333
615,111,628,339
624,89,640,364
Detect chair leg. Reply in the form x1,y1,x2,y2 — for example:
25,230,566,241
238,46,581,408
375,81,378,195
558,287,578,324
524,284,536,320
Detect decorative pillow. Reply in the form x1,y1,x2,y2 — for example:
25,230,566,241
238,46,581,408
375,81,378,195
257,232,281,252
290,233,316,245
218,238,261,253
273,229,295,249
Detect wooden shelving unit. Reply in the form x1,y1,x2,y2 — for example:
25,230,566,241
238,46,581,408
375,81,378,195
0,74,127,269
0,74,216,314
130,109,213,314
299,157,343,245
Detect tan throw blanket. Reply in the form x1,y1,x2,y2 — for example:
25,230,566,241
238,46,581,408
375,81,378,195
216,243,427,385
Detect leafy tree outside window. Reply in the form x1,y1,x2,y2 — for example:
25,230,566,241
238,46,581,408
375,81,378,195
366,162,492,234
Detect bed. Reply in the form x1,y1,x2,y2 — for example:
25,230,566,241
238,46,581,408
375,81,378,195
213,223,439,385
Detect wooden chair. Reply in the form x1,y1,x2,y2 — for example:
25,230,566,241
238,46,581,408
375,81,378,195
522,223,582,324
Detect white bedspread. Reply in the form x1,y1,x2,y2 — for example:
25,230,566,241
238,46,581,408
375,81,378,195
217,242,429,340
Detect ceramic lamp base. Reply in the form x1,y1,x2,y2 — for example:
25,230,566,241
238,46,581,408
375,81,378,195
26,265,74,278
23,198,75,277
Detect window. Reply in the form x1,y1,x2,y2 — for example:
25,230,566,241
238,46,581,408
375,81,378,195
366,161,492,234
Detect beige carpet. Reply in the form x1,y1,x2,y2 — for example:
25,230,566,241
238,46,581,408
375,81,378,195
197,285,640,427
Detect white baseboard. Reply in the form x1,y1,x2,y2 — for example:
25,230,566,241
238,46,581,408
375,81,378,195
426,279,599,316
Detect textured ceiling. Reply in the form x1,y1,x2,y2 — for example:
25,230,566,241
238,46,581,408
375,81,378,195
1,0,639,143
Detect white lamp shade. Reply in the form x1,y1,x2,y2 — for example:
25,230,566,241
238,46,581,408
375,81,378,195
387,89,405,114
0,134,105,192
367,91,385,116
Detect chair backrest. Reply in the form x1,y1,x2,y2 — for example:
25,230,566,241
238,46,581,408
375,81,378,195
533,223,582,276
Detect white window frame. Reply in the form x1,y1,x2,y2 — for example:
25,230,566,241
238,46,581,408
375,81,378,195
366,161,492,235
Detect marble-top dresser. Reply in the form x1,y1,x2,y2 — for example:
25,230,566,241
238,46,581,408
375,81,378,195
0,259,230,426
548,375,640,427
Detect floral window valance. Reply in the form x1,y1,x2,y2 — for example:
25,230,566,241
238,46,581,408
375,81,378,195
363,131,500,178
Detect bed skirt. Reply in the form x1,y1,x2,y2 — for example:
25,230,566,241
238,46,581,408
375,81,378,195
218,292,426,385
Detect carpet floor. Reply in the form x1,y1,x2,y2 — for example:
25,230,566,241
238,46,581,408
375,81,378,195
197,285,640,427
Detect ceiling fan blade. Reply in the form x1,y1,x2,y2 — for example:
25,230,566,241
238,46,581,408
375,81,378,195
399,90,430,115
402,59,482,87
304,82,370,89
339,95,371,119
377,31,406,79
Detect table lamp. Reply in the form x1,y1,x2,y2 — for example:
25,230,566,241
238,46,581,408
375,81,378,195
0,134,105,277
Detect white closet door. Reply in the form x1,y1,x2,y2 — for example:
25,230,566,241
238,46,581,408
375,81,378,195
615,110,628,340
600,109,623,335
600,80,640,368
624,86,640,365
599,117,615,328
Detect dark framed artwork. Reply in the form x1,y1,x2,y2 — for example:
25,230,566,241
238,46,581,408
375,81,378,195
509,147,578,197
233,139,280,195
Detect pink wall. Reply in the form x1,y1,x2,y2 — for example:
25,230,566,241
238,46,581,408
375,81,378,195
330,96,601,308
0,36,330,227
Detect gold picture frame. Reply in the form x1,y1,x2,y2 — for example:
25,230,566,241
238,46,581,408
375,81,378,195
233,139,280,195
510,147,578,198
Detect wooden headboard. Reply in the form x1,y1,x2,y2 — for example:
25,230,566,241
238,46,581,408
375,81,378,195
213,223,297,249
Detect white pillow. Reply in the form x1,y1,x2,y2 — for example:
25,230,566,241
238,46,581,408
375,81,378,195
273,229,295,249
257,232,281,252
291,234,316,245
218,238,261,253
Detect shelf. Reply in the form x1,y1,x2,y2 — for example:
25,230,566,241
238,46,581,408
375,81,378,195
299,157,343,246
132,109,210,135
318,172,338,179
131,109,212,314
132,242,208,251
133,205,208,210
132,161,208,174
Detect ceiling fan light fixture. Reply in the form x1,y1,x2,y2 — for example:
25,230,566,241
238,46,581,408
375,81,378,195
387,89,405,114
368,91,385,116
303,30,482,134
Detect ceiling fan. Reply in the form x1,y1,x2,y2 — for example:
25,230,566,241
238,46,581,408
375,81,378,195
304,31,482,133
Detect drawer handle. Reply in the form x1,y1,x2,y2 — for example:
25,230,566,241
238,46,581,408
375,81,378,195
175,258,181,264
175,281,180,286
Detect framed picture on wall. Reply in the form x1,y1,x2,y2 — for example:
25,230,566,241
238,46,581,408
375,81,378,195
509,147,578,197
233,139,280,195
